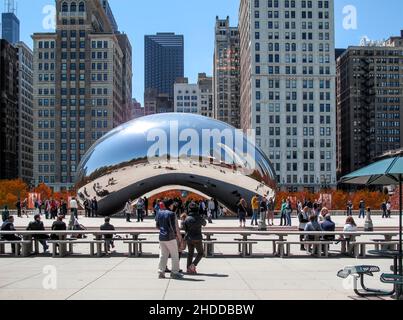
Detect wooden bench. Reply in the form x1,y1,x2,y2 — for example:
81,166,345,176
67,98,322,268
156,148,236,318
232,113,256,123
124,240,160,257
277,241,334,258
0,240,31,257
202,241,258,258
48,239,104,257
351,241,399,259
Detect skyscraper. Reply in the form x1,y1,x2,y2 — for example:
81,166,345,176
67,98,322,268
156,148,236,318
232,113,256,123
1,0,20,45
32,0,132,191
337,32,403,179
144,33,184,103
239,0,337,192
213,16,240,128
15,41,34,183
0,39,18,180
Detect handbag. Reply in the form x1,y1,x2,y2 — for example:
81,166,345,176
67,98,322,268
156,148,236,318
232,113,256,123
178,236,187,251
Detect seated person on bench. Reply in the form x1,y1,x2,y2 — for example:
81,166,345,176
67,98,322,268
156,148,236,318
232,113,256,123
26,214,49,253
304,214,323,253
1,216,21,254
321,213,336,241
100,217,115,253
51,215,67,241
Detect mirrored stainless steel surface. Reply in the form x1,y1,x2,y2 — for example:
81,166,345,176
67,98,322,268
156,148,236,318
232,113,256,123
75,113,277,215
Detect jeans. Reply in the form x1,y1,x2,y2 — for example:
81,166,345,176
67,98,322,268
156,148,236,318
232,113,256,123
126,212,131,222
251,209,258,225
382,210,387,219
137,209,144,222
286,211,292,226
187,240,204,268
280,210,286,226
358,209,365,219
158,239,180,275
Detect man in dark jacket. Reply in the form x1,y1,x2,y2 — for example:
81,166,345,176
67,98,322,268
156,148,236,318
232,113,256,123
26,214,49,252
100,217,115,253
184,202,207,274
321,214,336,241
1,216,21,254
51,215,67,240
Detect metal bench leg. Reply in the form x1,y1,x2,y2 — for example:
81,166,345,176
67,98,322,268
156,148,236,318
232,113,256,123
52,243,57,258
203,243,208,258
241,243,247,257
249,243,253,256
352,244,360,259
0,243,5,254
134,242,139,257
69,243,73,254
360,244,366,258
128,243,132,256
15,244,21,257
324,245,329,258
272,242,276,256
34,240,39,254
90,243,95,256
279,244,284,258
96,243,102,257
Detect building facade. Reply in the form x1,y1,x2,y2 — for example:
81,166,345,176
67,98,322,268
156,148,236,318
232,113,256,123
130,98,144,119
174,73,213,118
198,73,214,118
337,32,403,178
15,41,34,183
32,0,131,190
144,32,184,110
239,0,337,191
144,89,173,115
1,11,20,45
0,39,19,180
174,78,199,114
213,16,241,128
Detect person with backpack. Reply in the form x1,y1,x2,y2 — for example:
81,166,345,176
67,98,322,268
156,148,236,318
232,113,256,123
183,202,207,274
259,196,268,228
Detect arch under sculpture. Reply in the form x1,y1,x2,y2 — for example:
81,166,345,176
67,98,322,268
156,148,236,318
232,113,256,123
75,113,277,216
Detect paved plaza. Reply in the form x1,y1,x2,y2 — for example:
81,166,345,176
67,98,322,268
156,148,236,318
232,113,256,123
0,215,400,300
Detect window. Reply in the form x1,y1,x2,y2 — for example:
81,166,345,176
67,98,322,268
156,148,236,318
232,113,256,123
70,2,77,12
79,1,85,12
61,2,68,12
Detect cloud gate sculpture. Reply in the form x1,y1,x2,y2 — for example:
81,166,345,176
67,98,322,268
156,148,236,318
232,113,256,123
75,113,277,216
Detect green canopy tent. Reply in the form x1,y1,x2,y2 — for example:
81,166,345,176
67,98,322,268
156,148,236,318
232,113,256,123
341,156,403,298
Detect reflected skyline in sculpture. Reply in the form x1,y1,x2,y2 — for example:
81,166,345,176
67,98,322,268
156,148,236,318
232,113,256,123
75,113,277,216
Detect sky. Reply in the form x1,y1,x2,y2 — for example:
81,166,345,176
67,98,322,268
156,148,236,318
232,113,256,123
4,0,403,104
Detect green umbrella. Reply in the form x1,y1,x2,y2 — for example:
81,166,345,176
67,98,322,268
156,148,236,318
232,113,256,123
341,156,403,298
